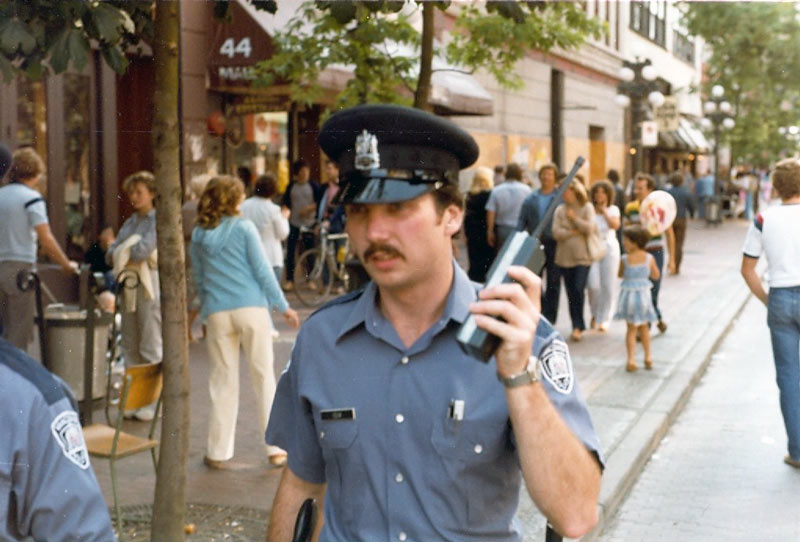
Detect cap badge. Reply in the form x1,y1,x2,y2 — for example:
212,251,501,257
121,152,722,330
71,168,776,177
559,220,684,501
355,129,380,170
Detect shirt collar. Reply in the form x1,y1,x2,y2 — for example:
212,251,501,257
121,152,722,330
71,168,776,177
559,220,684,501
335,260,476,342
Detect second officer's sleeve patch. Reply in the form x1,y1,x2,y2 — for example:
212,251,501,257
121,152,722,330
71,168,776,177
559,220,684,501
540,339,574,395
51,411,90,469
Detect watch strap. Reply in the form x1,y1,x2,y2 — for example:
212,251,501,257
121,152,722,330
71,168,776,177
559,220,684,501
497,355,540,388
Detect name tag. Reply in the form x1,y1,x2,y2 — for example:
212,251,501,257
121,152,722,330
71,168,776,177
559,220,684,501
321,408,356,421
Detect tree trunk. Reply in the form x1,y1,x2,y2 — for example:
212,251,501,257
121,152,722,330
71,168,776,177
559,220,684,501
414,2,435,111
150,1,190,540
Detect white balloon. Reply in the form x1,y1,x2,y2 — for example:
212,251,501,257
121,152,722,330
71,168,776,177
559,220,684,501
640,190,677,236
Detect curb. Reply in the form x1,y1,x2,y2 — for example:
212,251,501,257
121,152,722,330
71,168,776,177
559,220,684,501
582,279,753,541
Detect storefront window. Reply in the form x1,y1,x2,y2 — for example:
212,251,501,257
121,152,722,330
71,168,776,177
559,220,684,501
16,76,48,194
229,111,289,195
63,73,91,257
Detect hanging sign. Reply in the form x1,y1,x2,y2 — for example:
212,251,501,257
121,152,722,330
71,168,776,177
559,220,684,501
641,121,659,147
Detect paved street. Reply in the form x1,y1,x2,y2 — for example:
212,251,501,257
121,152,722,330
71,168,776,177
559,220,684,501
89,217,755,541
600,295,800,541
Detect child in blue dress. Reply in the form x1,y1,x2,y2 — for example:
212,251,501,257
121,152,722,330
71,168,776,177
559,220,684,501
614,225,660,372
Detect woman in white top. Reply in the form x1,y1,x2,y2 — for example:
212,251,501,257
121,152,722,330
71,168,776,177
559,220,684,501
587,180,621,332
741,158,800,469
240,173,290,283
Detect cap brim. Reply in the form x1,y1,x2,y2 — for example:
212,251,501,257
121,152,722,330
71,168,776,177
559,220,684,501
335,177,436,205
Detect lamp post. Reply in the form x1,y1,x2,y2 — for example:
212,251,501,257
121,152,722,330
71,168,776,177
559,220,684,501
700,84,735,196
615,58,665,175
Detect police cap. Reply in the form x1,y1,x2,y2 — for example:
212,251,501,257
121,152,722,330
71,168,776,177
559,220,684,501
319,104,479,204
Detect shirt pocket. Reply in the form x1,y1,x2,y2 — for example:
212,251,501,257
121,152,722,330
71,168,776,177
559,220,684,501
315,414,364,528
430,416,516,527
317,418,358,450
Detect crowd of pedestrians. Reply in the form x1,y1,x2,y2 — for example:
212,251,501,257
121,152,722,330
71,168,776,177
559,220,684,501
462,161,717,372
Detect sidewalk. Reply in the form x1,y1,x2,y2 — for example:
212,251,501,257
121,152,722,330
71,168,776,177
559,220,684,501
93,218,752,541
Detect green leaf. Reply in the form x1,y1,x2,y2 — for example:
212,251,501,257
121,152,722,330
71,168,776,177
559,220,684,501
251,0,278,14
0,20,38,56
213,1,231,20
48,30,71,73
329,2,357,24
92,3,128,44
24,58,44,80
101,44,129,74
67,29,90,70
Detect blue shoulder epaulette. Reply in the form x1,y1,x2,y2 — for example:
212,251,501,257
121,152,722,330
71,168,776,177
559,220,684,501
0,338,68,406
309,287,366,318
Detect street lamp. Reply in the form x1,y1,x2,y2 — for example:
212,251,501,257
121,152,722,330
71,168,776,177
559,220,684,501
703,84,736,196
615,57,665,175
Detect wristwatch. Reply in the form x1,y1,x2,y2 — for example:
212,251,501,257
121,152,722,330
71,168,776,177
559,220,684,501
497,355,541,388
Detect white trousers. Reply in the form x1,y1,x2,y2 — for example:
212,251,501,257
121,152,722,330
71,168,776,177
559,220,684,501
206,306,283,460
587,237,621,326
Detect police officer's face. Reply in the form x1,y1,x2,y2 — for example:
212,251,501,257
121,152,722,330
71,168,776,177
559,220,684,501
345,193,462,291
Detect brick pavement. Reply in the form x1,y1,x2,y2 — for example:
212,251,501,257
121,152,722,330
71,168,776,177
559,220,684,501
600,296,800,541
91,218,752,541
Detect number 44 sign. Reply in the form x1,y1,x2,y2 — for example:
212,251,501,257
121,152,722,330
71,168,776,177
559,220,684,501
219,37,252,59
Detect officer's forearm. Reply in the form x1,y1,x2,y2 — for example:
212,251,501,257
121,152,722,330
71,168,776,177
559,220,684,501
267,467,326,542
506,383,601,539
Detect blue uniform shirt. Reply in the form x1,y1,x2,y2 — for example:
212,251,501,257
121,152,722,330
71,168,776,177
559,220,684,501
0,338,114,541
267,263,601,542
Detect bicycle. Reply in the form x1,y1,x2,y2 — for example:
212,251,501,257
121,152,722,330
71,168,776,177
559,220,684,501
293,223,350,307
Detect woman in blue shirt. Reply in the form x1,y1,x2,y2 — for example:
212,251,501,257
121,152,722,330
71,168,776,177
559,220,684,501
191,176,299,469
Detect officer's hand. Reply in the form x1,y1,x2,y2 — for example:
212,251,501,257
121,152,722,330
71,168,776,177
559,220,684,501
283,308,300,329
469,265,542,378
487,230,496,248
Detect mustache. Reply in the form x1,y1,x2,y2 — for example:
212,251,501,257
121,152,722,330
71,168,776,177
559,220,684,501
362,243,404,261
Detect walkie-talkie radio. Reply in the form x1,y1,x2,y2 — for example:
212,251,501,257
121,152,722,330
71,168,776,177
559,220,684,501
456,156,585,362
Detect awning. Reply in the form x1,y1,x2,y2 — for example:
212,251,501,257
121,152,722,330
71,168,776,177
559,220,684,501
679,118,711,153
656,117,710,153
210,0,493,116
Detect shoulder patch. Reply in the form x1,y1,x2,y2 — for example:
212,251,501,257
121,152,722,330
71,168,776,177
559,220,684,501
51,411,90,470
540,339,574,395
309,287,365,318
754,213,764,231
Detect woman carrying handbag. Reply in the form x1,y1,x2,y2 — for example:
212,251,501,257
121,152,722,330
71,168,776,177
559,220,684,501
552,178,597,341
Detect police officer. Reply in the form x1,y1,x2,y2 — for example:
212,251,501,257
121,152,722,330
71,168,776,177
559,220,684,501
0,337,114,540
266,105,602,541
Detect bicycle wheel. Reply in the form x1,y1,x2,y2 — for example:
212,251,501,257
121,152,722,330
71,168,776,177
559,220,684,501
294,249,334,307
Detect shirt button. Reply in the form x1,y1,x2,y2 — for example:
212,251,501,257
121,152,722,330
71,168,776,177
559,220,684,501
398,532,407,541
395,413,404,423
320,431,325,439
400,356,409,365
474,444,483,454
395,472,404,483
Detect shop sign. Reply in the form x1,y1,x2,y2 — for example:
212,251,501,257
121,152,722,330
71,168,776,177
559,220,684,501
207,1,274,90
225,95,289,116
641,121,658,147
655,97,679,132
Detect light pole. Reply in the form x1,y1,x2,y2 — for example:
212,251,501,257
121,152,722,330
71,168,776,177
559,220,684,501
700,84,735,196
615,58,665,175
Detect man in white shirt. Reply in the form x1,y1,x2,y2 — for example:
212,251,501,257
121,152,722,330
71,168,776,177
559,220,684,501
741,157,800,469
486,163,531,251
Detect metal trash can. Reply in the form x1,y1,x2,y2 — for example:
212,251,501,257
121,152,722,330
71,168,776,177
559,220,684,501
705,197,722,225
44,304,112,401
